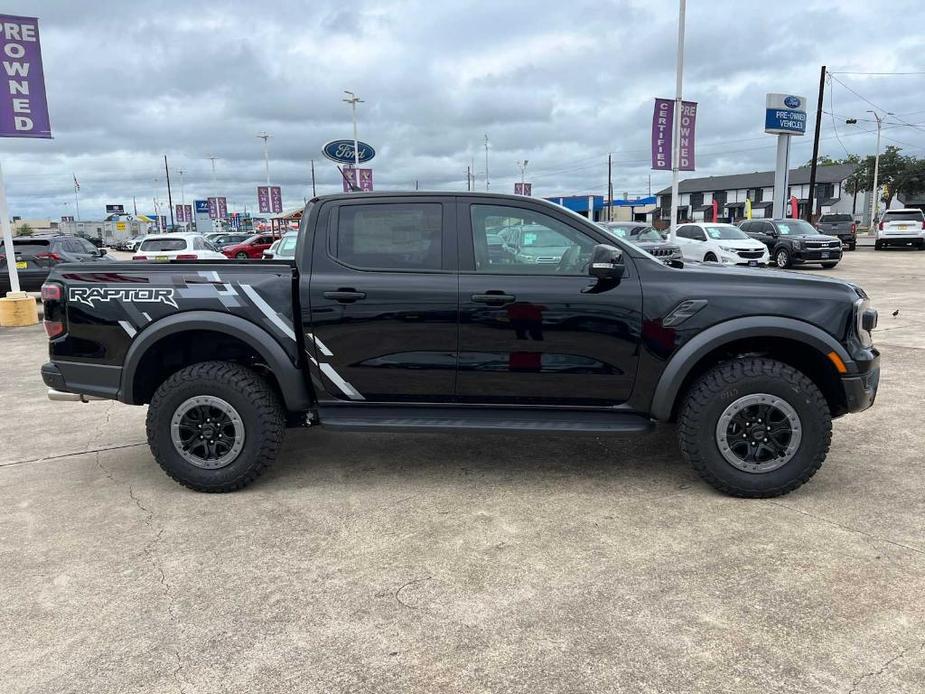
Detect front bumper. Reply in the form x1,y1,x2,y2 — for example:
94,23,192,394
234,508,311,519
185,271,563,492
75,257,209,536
841,351,880,414
793,248,843,263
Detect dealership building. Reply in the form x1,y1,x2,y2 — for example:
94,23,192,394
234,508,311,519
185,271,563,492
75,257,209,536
656,163,869,224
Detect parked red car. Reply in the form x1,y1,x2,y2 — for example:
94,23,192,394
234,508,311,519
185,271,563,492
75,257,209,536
222,233,278,259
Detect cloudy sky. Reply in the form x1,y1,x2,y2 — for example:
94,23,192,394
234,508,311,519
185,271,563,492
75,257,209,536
4,0,925,219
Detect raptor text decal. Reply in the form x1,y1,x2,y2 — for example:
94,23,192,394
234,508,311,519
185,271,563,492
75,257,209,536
69,287,178,309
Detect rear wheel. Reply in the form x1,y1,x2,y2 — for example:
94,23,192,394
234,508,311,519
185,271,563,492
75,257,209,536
874,240,884,250
848,242,856,251
146,361,285,492
775,248,791,268
235,251,249,259
678,357,831,498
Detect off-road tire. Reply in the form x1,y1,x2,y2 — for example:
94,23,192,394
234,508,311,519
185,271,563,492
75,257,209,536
146,361,285,492
820,262,838,269
678,357,831,498
704,252,718,263
775,248,791,268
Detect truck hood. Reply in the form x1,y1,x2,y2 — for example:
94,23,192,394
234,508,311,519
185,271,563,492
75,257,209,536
680,260,863,295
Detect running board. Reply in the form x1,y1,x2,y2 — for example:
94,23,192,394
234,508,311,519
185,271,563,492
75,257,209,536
317,405,653,434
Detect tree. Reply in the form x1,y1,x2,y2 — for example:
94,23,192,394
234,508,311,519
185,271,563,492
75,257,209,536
14,223,33,236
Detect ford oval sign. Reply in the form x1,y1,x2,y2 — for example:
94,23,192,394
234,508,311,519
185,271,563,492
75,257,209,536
784,95,801,109
322,139,376,164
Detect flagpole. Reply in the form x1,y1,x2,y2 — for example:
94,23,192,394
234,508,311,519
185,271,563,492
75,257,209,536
1,161,21,294
668,0,686,243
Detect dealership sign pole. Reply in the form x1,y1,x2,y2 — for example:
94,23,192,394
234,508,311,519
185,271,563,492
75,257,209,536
765,93,806,219
0,15,51,306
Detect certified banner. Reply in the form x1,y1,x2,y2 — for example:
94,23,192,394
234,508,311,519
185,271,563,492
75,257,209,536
257,186,270,213
269,186,282,213
0,15,51,139
217,196,227,219
651,98,697,171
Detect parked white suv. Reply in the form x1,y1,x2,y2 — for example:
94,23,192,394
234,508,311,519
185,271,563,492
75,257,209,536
673,223,770,266
133,233,228,261
875,209,925,250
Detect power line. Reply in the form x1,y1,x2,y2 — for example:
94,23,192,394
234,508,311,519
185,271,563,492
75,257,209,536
827,72,851,157
828,71,925,76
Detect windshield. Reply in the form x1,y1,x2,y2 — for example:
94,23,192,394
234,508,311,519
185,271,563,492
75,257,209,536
140,237,187,251
635,228,663,242
820,214,851,222
704,225,748,240
775,220,820,236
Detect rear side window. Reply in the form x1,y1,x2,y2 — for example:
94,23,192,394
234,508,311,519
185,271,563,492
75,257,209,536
883,210,924,221
140,238,187,251
333,203,443,270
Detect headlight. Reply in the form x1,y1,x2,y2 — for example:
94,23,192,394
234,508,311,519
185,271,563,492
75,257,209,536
791,240,803,249
719,246,739,253
854,298,877,347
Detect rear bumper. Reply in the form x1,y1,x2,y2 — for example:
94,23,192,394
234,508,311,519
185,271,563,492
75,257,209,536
41,361,122,401
841,352,880,414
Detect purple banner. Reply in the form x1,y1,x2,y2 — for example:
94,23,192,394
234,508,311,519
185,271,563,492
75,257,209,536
651,98,673,171
207,197,218,219
184,204,192,222
514,182,532,196
175,204,185,222
256,186,269,213
678,101,697,171
217,197,227,219
0,15,51,139
342,167,373,193
269,186,282,213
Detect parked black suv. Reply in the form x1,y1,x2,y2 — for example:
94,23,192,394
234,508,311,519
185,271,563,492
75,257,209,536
598,221,683,263
41,193,879,498
1,235,109,292
739,219,843,269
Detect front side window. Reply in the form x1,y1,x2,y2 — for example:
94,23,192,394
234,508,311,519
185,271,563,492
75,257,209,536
333,203,443,271
471,204,596,274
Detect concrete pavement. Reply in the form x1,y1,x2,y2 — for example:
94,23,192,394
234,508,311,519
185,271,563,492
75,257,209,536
1,247,923,693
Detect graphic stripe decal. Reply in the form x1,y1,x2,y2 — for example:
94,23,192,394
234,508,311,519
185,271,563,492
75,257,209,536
118,320,137,337
306,332,334,356
319,363,365,400
239,284,296,342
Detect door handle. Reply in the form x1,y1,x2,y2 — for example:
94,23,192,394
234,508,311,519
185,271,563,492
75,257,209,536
471,292,515,306
323,289,367,303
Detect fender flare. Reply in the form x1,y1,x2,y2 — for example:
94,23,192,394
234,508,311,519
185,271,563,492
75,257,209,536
649,316,852,421
119,310,312,411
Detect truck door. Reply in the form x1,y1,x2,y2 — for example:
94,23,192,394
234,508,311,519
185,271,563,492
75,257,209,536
456,199,642,406
304,197,458,403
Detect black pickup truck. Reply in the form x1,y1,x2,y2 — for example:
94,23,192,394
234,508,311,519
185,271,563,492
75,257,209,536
41,192,880,497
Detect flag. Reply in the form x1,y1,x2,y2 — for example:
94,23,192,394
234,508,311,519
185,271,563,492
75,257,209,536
745,198,752,220
73,174,80,191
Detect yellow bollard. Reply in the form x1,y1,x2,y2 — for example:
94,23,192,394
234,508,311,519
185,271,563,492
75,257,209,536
0,291,39,327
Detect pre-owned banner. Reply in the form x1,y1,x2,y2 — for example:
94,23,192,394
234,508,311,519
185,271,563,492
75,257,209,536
651,98,697,171
0,15,51,139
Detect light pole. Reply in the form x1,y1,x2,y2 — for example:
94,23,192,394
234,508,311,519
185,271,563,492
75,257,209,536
256,133,270,187
178,169,186,206
343,91,364,191
668,0,686,242
484,134,490,191
517,160,529,194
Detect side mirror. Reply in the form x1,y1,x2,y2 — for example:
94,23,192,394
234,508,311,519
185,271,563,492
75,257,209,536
588,244,625,281
97,248,107,256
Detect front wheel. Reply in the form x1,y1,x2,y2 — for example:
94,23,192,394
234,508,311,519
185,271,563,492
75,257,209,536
146,361,285,492
677,357,831,498
775,248,791,268
703,252,718,263
235,252,249,259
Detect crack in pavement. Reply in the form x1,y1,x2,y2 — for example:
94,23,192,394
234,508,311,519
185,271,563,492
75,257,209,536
395,576,432,610
0,442,147,469
847,640,925,693
768,501,925,557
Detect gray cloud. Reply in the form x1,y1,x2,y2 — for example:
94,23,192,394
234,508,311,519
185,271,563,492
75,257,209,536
3,0,924,219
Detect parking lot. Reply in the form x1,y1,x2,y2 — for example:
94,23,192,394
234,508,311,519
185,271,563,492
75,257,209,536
1,248,923,693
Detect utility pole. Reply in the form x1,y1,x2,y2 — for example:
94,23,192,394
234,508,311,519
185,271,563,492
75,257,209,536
164,155,175,230
484,134,490,191
343,91,364,192
607,154,613,221
415,180,419,191
806,65,826,222
132,195,137,216
310,159,316,197
72,173,81,221
256,134,270,186
868,110,886,229
178,169,186,206
466,165,471,191
668,0,686,242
